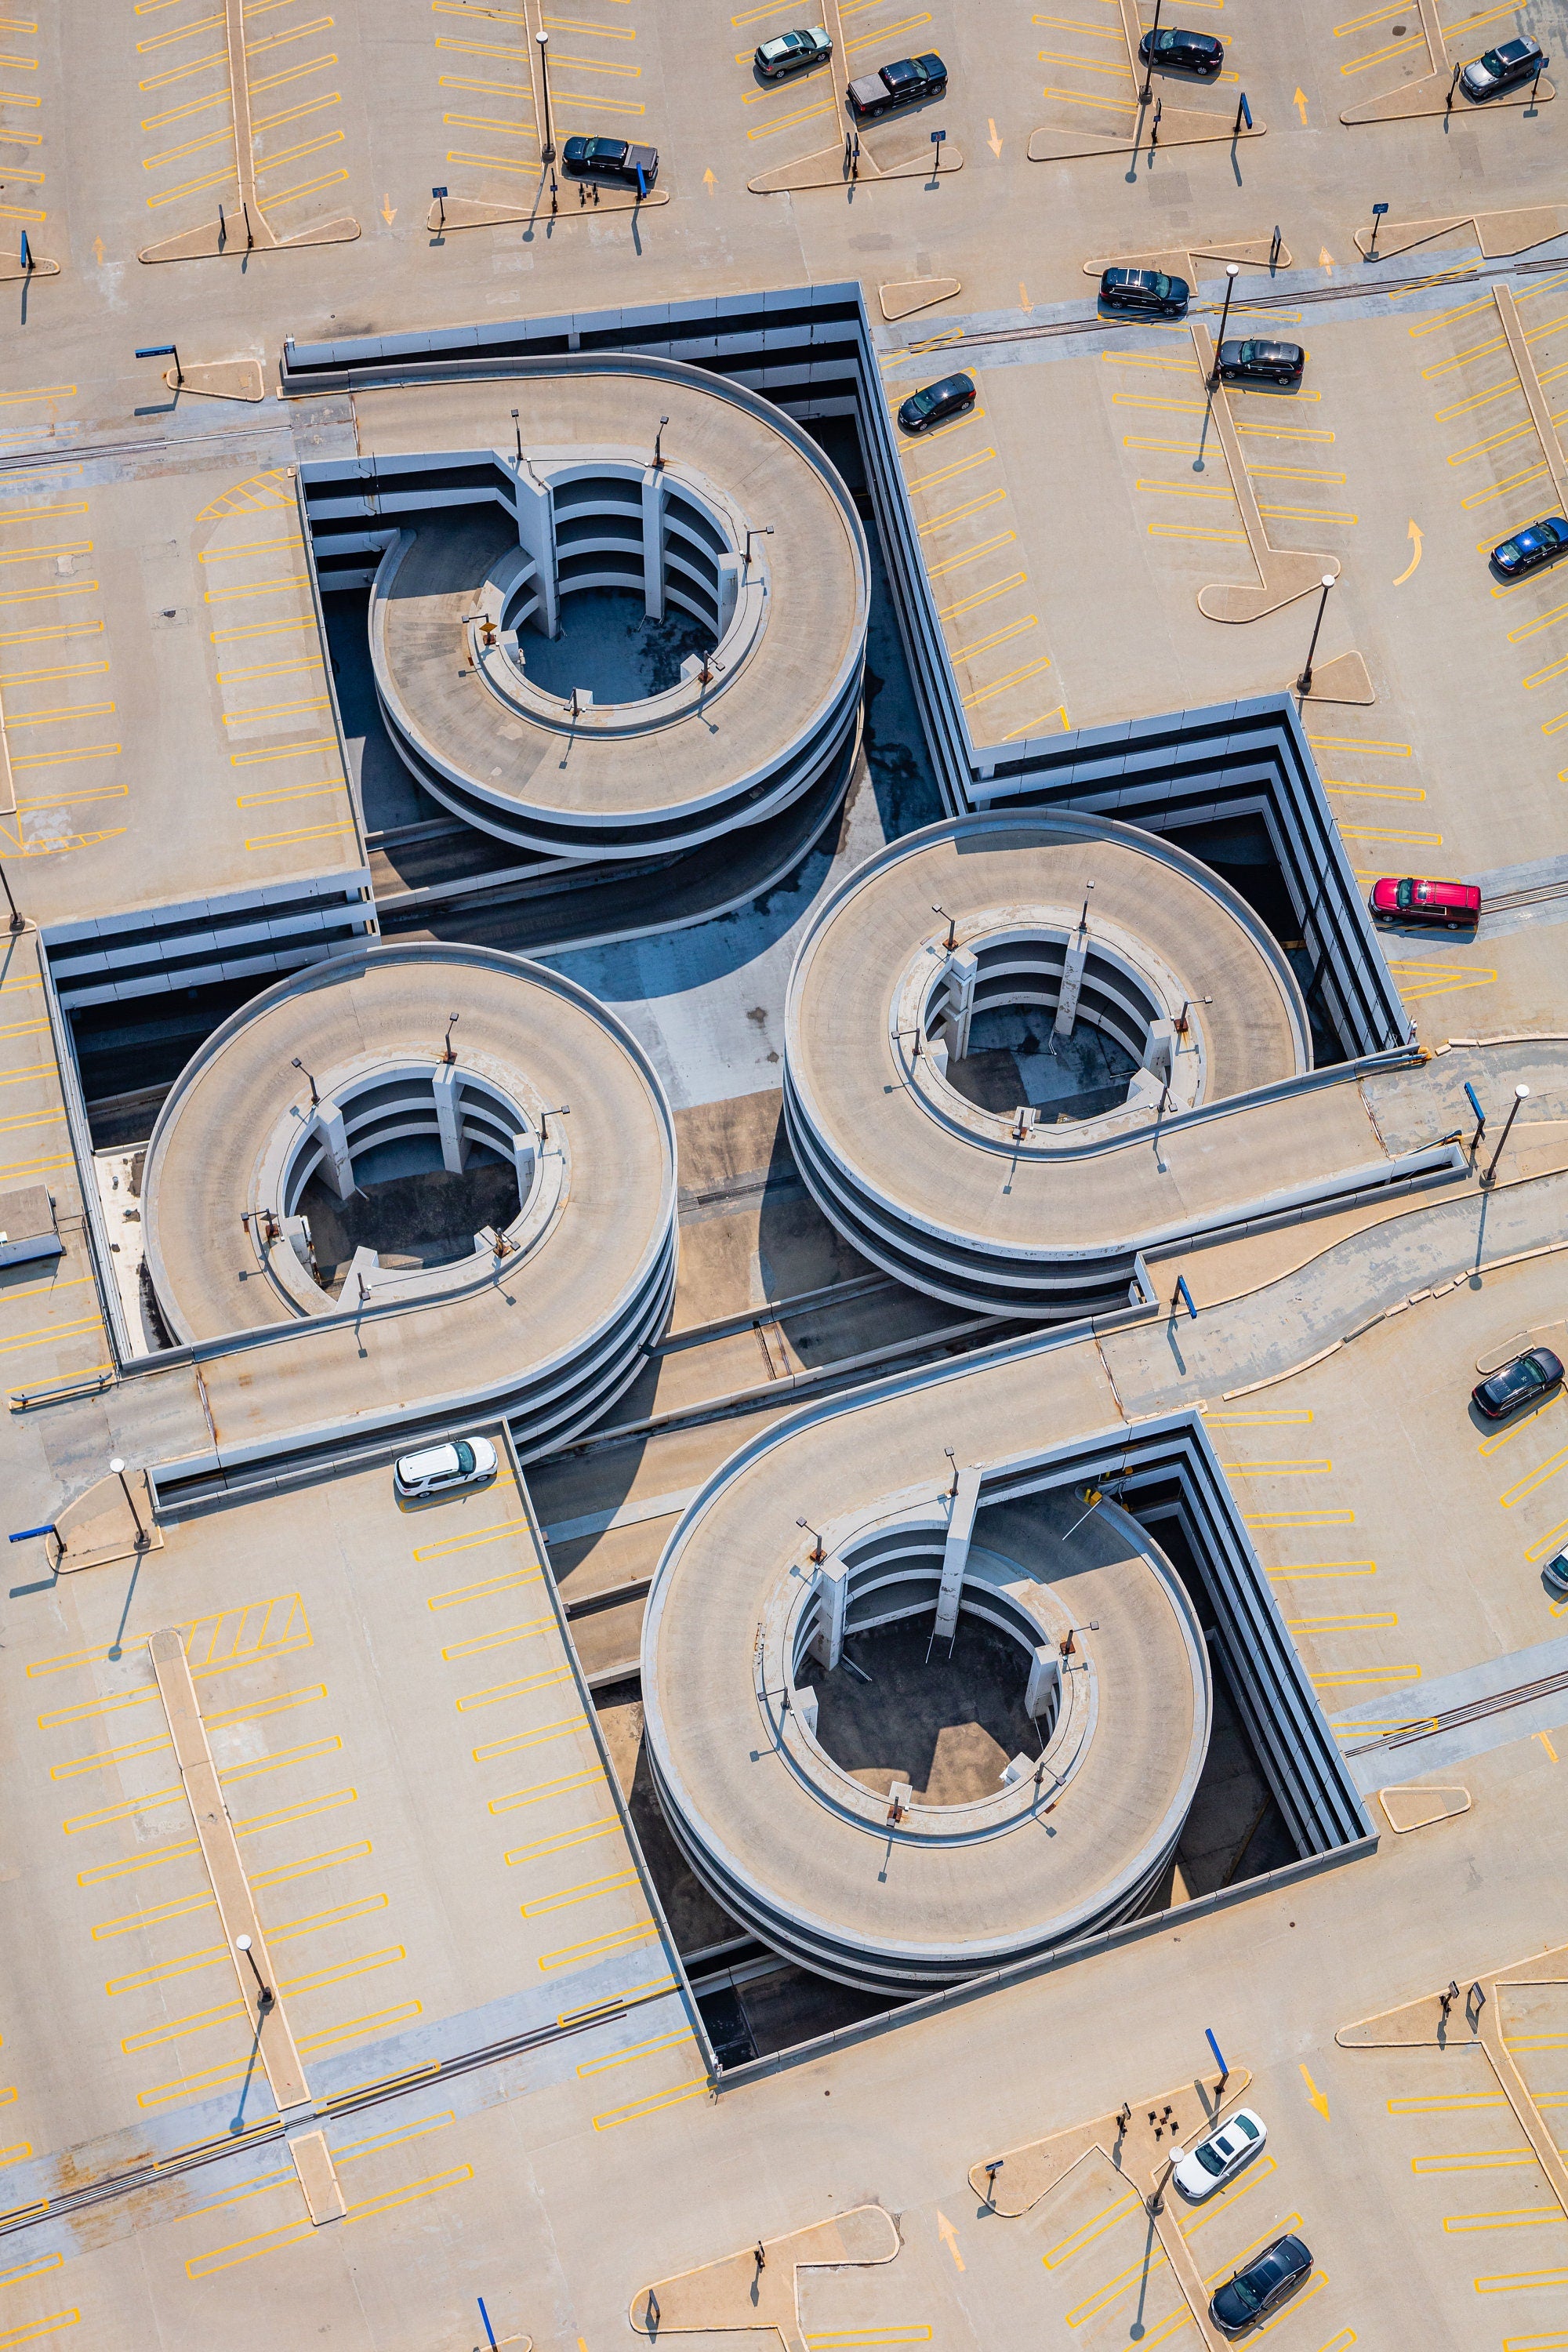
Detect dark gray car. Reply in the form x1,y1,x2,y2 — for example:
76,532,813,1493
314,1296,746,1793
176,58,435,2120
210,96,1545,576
1210,2235,1312,2336
1218,337,1305,387
1099,267,1189,318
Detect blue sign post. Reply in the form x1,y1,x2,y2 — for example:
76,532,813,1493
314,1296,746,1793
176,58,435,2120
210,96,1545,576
1234,89,1251,132
1174,1274,1197,1321
1465,1081,1486,1142
477,2297,498,2351
1206,2026,1229,2084
1368,199,1389,257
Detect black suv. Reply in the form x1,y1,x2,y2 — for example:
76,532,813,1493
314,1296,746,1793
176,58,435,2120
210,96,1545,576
561,135,659,189
1217,337,1305,387
897,372,976,434
1138,26,1224,74
1099,267,1189,318
847,52,946,117
1210,2237,1312,2336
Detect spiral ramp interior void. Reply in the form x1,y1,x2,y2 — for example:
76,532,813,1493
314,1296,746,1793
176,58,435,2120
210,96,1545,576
140,941,676,1479
300,366,868,874
642,1377,1214,1994
783,814,1467,1321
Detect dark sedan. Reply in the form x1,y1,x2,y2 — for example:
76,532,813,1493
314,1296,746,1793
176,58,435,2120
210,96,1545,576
847,51,946,116
1100,266,1189,318
1473,1348,1563,1422
1210,2235,1312,2336
897,372,976,434
1461,34,1546,97
1138,26,1225,74
561,135,659,189
1492,517,1568,577
1217,336,1304,387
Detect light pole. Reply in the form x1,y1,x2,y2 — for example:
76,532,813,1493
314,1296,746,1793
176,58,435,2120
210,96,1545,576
743,524,774,569
1140,0,1163,103
109,1457,151,1551
510,407,521,464
0,860,24,933
1481,1083,1529,1187
535,29,555,165
797,1515,826,1563
931,902,956,950
234,1934,274,2015
291,1055,319,1109
442,1011,459,1065
653,414,670,470
1296,573,1336,695
1209,263,1241,386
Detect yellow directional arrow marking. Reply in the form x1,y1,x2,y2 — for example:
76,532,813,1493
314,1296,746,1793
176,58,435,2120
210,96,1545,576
93,235,105,265
702,167,716,191
1020,281,1033,313
1301,2063,1330,2121
988,117,1004,155
1393,517,1423,585
1294,85,1308,123
936,2211,965,2270
1319,247,1334,274
380,194,396,226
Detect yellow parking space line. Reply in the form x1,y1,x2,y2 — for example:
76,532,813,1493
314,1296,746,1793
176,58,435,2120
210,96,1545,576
1393,2089,1567,2116
0,663,108,694
1417,2150,1534,2172
847,13,931,53
1041,2186,1141,2269
1245,462,1347,485
1040,83,1131,109
215,655,317,684
1102,352,1194,375
1501,1443,1568,1508
0,700,114,728
472,1715,581,1763
576,2027,695,2080
1261,504,1359,526
891,407,988,443
1220,1457,1332,1475
1286,1613,1396,1631
78,1786,354,1875
1525,654,1568,691
953,615,1039,663
1115,393,1205,416
426,1566,540,1611
1149,525,1250,545
230,735,339,770
95,1846,371,1954
1338,824,1442,845
1526,1519,1568,1563
1448,417,1551,468
244,818,354,852
1038,49,1132,75
0,2314,79,2349
0,1312,102,1362
906,447,996,494
440,1615,552,1663
203,579,310,607
1311,1664,1421,1688
0,2256,62,2294
506,1818,617,1865
1305,732,1412,757
1245,1508,1354,1527
1326,781,1425,800
545,11,636,34
938,572,1029,622
294,2000,423,2064
520,1865,638,1918
1462,465,1551,512
490,1766,601,1814
1269,1562,1382,1581
1479,1394,1564,1456
64,1733,343,1835
0,542,89,569
235,781,343,812
1207,1407,1313,1425
1033,11,1126,34
209,615,314,645
924,531,1017,580
1475,2264,1568,2294
187,2162,470,2275
1002,705,1070,740
52,1683,326,1780
962,655,1054,710
538,1918,659,1971
593,2078,706,2131
917,488,1007,538
415,1515,534,1565
456,1664,572,1713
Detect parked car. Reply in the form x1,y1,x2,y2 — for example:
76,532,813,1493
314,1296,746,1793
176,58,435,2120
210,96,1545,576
847,52,946,117
754,25,831,78
1099,266,1189,318
1173,2108,1267,2201
1217,336,1304,387
1138,25,1225,74
1472,1348,1564,1422
1461,34,1546,97
1210,2235,1312,2336
897,372,976,434
1542,1549,1568,1595
1492,516,1568,578
394,1435,499,1501
1369,876,1481,930
561,135,659,189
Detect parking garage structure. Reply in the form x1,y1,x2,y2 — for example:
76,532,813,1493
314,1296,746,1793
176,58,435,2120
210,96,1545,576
301,364,869,866
139,939,676,1468
783,812,1463,1320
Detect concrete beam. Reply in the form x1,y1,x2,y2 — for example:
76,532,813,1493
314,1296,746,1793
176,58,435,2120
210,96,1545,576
932,1465,982,1644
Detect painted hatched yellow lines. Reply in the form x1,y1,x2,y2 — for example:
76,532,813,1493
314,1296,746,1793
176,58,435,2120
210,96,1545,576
489,1764,600,1813
187,2161,471,2278
1389,960,1496,1003
440,1613,552,1664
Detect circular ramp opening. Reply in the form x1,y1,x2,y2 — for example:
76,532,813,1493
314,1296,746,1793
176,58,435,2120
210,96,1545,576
296,1157,522,1294
946,1007,1138,1123
800,1615,1040,1805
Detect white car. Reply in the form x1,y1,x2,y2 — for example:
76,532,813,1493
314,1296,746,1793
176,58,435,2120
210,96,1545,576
393,1435,498,1501
1173,2107,1266,2201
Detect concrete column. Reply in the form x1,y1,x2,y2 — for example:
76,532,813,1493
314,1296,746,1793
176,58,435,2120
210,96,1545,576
510,463,558,639
313,1101,354,1200
793,1686,819,1738
1142,1018,1176,1088
932,1465,982,1645
1055,932,1088,1038
432,1064,467,1174
512,1129,538,1207
641,468,666,621
1025,1646,1061,1721
715,553,742,639
942,948,978,1058
810,1558,849,1671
